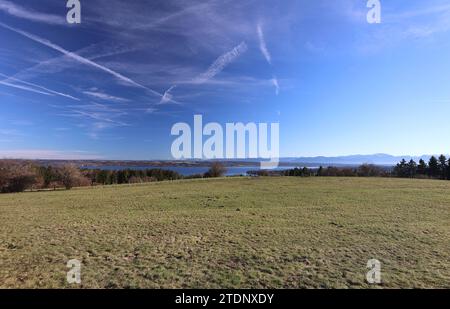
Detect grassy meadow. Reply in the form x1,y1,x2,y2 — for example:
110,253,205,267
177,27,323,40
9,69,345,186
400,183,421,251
0,177,449,288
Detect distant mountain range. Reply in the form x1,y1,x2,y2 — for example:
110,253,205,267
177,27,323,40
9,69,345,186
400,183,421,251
280,154,440,166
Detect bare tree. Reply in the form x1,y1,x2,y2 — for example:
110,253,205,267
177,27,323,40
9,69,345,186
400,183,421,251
57,164,87,190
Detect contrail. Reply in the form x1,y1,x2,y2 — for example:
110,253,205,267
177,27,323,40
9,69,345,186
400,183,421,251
257,23,272,65
194,42,248,84
159,85,178,104
257,23,279,95
0,72,79,100
0,80,53,96
0,22,164,98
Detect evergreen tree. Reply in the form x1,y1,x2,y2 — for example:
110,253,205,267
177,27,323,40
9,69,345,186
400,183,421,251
117,170,128,184
302,167,310,177
317,166,324,176
394,159,408,178
438,155,447,179
96,170,109,184
407,159,417,178
428,156,439,178
417,159,428,176
447,159,450,180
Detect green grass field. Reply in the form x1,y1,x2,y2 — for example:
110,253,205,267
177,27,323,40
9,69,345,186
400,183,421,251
0,177,448,288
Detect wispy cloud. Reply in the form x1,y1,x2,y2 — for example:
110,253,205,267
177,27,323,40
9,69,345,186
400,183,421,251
0,128,24,137
83,90,130,103
0,128,25,143
146,107,158,114
134,0,220,31
49,99,130,140
193,42,248,84
0,0,66,25
60,102,129,140
0,149,103,160
257,23,278,95
64,103,128,125
383,3,450,39
10,120,33,126
342,1,450,54
0,22,164,98
257,23,272,65
271,77,280,95
0,72,79,100
387,3,450,20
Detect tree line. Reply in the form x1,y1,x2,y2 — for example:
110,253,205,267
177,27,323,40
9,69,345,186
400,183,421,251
0,161,227,193
248,164,387,178
393,155,450,180
2,156,449,194
249,155,450,180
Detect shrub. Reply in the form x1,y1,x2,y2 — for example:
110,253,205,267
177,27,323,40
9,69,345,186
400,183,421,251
128,176,143,184
357,164,383,177
0,160,38,193
57,164,89,190
204,163,227,178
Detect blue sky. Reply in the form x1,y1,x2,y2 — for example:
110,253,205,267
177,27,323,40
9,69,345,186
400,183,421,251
1,0,450,160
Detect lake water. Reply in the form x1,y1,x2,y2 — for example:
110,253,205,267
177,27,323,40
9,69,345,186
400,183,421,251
81,166,300,176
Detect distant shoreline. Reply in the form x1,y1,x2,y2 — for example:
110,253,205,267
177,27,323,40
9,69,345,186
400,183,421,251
0,158,396,168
